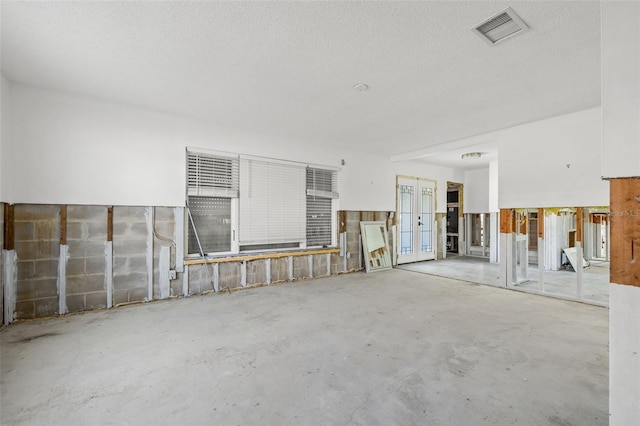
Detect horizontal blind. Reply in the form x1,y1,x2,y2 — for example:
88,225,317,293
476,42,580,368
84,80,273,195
239,158,306,248
187,151,239,198
306,168,339,247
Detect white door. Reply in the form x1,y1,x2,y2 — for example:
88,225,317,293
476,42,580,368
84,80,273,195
397,177,436,264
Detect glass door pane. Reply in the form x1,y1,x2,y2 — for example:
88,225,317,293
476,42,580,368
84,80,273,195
399,184,414,255
420,187,433,253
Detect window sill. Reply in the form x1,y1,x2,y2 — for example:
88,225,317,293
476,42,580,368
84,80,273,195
184,247,340,265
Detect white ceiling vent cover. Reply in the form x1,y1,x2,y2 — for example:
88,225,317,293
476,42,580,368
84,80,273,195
473,7,529,45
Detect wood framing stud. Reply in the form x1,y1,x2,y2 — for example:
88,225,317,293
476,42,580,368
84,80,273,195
538,208,544,239
500,209,515,234
610,178,640,287
107,206,113,242
576,207,583,243
4,203,14,250
60,205,67,245
338,210,347,234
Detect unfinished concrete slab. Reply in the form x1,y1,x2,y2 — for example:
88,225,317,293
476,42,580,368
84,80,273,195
0,269,608,425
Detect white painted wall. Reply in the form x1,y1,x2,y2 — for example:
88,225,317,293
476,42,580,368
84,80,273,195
488,160,499,213
6,82,463,211
602,4,640,426
610,283,640,426
0,74,10,202
498,108,608,208
601,2,640,179
463,168,489,213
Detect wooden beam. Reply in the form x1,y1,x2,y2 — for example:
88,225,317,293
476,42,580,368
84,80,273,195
184,248,340,266
59,205,67,245
500,209,514,234
576,207,583,243
338,210,346,234
610,178,640,287
4,203,14,250
107,206,113,242
538,208,544,239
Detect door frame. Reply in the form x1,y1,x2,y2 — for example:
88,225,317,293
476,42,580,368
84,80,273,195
395,175,437,264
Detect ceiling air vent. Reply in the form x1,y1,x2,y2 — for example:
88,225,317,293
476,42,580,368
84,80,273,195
473,7,529,45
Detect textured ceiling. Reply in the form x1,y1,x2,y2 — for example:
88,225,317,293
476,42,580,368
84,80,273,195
1,1,601,162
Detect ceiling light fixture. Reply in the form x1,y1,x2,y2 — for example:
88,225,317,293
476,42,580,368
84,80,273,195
461,152,483,160
353,83,369,91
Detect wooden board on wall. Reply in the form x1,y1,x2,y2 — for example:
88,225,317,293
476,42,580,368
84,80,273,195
500,209,514,234
610,178,640,287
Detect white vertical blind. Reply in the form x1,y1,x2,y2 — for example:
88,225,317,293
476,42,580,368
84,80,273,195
239,158,306,248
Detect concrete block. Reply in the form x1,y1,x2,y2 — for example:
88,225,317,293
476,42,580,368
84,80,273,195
35,297,58,317
113,256,147,275
66,258,86,276
128,287,148,302
219,262,241,289
154,207,175,221
17,260,35,280
87,222,108,239
35,221,59,241
67,222,83,240
35,259,59,278
270,257,288,283
85,256,105,275
69,243,105,258
113,272,147,290
170,278,182,297
16,279,59,300
15,240,60,260
361,211,375,221
68,205,106,222
346,221,360,234
113,289,129,305
113,240,148,256
85,291,107,310
67,274,105,294
313,254,327,277
293,256,311,279
66,294,86,313
113,206,147,222
14,204,59,221
14,222,35,241
15,300,35,320
247,259,267,286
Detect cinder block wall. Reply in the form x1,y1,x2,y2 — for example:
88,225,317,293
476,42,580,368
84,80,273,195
14,205,61,319
3,205,392,322
66,206,107,313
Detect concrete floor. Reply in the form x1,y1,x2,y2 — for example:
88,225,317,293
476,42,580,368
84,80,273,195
398,256,610,305
1,269,608,425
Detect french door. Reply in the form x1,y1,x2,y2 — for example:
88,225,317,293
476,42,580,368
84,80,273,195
397,177,436,264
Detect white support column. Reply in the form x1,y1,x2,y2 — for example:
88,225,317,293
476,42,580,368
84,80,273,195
241,260,247,288
159,246,170,299
212,263,219,292
57,245,69,315
266,258,271,284
173,207,184,273
489,212,499,264
326,253,331,276
288,256,293,281
145,207,154,301
308,255,313,278
104,241,113,308
576,242,583,299
3,250,17,324
537,237,544,292
182,265,189,296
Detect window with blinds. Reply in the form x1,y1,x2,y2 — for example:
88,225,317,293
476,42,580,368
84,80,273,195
306,167,338,247
239,158,306,251
186,151,239,254
186,149,339,255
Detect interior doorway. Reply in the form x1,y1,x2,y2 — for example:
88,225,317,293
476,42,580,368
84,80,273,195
396,176,436,264
446,182,463,254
